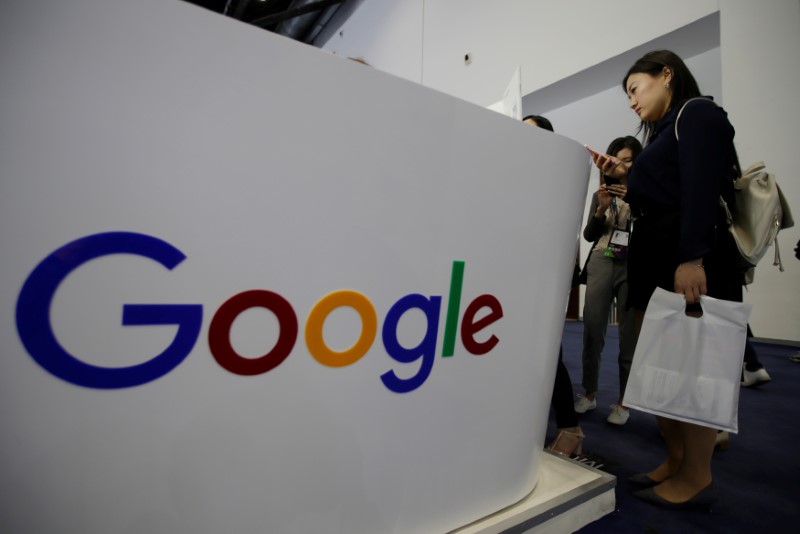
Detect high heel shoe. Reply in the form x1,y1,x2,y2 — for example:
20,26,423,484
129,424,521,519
547,427,584,456
628,473,661,488
633,482,717,510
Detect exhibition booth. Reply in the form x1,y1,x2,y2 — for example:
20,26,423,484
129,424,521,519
0,0,612,531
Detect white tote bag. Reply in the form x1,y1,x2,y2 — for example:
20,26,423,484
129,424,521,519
623,288,752,433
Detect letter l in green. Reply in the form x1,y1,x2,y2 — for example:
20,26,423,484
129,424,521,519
442,260,464,357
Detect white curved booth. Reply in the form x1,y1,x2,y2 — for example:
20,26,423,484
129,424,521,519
0,1,594,532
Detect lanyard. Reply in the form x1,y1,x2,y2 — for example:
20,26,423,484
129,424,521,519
609,197,633,232
610,197,619,227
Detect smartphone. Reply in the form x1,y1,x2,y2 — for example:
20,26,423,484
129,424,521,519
604,177,621,186
584,145,604,158
585,145,619,166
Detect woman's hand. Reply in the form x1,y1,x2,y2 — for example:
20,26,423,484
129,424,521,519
674,260,707,304
594,183,627,218
603,183,628,198
591,152,627,180
595,187,612,215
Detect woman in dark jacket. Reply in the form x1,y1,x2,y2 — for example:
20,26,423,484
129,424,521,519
591,50,742,510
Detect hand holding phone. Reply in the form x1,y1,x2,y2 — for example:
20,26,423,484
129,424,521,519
585,145,625,180
584,145,603,158
584,145,618,165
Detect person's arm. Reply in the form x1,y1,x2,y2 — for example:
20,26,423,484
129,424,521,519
583,192,608,242
590,151,628,180
674,259,707,304
676,100,734,262
674,100,734,303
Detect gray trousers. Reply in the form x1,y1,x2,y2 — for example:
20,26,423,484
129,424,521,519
581,249,636,399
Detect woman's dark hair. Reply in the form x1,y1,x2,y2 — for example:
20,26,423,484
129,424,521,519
347,56,371,66
622,50,701,141
522,114,554,132
605,135,643,160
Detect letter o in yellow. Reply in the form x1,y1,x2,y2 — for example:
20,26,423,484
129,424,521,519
305,290,377,367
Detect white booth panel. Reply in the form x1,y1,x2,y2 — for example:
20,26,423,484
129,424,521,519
0,1,590,532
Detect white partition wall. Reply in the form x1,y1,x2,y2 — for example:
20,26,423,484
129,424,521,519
320,0,800,343
0,1,589,532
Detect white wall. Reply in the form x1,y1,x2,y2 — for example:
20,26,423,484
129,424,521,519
320,0,424,83
320,0,719,106
719,0,800,341
320,0,800,342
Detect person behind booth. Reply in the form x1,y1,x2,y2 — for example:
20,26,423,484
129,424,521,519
574,136,642,426
591,50,742,510
522,113,585,456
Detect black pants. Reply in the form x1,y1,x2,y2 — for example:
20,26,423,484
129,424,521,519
552,347,578,429
743,324,764,371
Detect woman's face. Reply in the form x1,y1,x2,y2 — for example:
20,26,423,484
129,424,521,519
626,70,672,122
614,147,635,171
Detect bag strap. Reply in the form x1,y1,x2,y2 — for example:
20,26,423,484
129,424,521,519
674,97,714,141
673,98,736,235
741,161,766,176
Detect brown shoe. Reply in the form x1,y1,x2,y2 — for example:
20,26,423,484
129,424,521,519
548,427,584,456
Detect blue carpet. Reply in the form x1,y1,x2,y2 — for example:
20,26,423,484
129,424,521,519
550,320,800,533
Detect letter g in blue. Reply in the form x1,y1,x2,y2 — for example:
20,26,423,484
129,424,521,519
16,232,202,388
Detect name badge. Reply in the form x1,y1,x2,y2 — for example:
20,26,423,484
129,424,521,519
605,229,630,260
610,229,630,246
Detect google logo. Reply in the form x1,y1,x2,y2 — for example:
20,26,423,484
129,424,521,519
16,232,504,393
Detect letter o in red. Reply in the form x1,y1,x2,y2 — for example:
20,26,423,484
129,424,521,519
208,290,298,375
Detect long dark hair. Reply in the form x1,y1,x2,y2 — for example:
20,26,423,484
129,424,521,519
622,50,701,141
602,136,642,185
605,136,642,160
